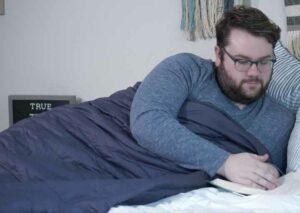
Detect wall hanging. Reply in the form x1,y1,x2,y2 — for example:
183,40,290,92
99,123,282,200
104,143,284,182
181,0,251,41
0,0,4,15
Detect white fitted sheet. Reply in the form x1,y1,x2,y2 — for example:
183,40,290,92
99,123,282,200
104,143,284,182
109,187,300,213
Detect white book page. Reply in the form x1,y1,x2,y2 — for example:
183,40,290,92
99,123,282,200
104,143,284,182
210,171,300,195
210,178,266,195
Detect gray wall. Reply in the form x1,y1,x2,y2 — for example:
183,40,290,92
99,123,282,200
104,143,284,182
0,0,287,131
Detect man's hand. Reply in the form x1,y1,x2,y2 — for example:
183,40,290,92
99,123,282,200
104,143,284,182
217,153,279,190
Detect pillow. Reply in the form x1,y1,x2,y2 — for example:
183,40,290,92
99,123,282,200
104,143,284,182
267,42,300,173
287,107,300,172
267,41,300,113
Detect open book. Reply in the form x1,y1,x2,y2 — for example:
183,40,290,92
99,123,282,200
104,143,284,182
210,171,300,195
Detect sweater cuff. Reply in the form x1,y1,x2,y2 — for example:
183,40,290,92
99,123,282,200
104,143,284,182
179,150,230,177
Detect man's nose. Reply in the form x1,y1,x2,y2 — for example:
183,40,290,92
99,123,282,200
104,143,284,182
247,63,260,76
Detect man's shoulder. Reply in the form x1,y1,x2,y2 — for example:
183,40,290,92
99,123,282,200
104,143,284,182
165,53,213,66
264,95,295,124
264,95,294,115
170,52,210,60
163,53,215,78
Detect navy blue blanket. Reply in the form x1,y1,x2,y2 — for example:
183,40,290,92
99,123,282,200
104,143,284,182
0,83,270,212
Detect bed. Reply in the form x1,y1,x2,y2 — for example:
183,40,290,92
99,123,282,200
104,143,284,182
0,42,300,213
108,41,300,213
110,187,300,212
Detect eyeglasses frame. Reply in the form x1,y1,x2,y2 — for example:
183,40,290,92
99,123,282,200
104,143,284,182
221,47,276,73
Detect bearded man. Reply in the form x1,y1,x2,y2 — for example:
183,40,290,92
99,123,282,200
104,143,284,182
130,6,295,190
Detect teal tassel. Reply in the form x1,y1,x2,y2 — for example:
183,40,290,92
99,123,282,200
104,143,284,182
188,0,196,33
180,0,186,30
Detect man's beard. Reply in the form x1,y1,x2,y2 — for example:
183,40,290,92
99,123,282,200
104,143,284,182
215,63,270,105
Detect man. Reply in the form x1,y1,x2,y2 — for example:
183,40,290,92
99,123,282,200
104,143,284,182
130,6,295,190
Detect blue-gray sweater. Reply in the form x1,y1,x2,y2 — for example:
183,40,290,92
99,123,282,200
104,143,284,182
130,53,295,177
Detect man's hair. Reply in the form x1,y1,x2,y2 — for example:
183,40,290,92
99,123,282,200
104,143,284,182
216,6,281,49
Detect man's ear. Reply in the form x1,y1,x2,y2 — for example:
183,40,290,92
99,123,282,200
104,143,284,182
214,45,221,66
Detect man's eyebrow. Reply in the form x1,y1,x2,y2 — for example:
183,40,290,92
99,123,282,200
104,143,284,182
233,53,273,60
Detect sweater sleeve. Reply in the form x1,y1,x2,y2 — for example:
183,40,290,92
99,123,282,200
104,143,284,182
130,53,230,177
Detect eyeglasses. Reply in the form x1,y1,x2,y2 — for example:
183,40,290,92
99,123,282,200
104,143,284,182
222,48,276,73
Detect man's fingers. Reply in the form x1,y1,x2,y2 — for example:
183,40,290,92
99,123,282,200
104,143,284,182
251,166,279,189
254,153,269,162
221,153,280,191
236,172,278,190
240,178,266,190
256,161,279,179
253,174,278,190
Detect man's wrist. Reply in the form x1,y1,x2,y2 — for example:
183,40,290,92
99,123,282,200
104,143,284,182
216,163,225,176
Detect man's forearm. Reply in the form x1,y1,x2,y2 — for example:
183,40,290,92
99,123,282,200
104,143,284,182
131,110,230,177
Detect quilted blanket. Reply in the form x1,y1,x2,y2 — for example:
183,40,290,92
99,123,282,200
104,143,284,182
0,83,270,213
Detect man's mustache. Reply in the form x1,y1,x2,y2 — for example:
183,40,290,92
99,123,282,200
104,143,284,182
241,78,262,84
